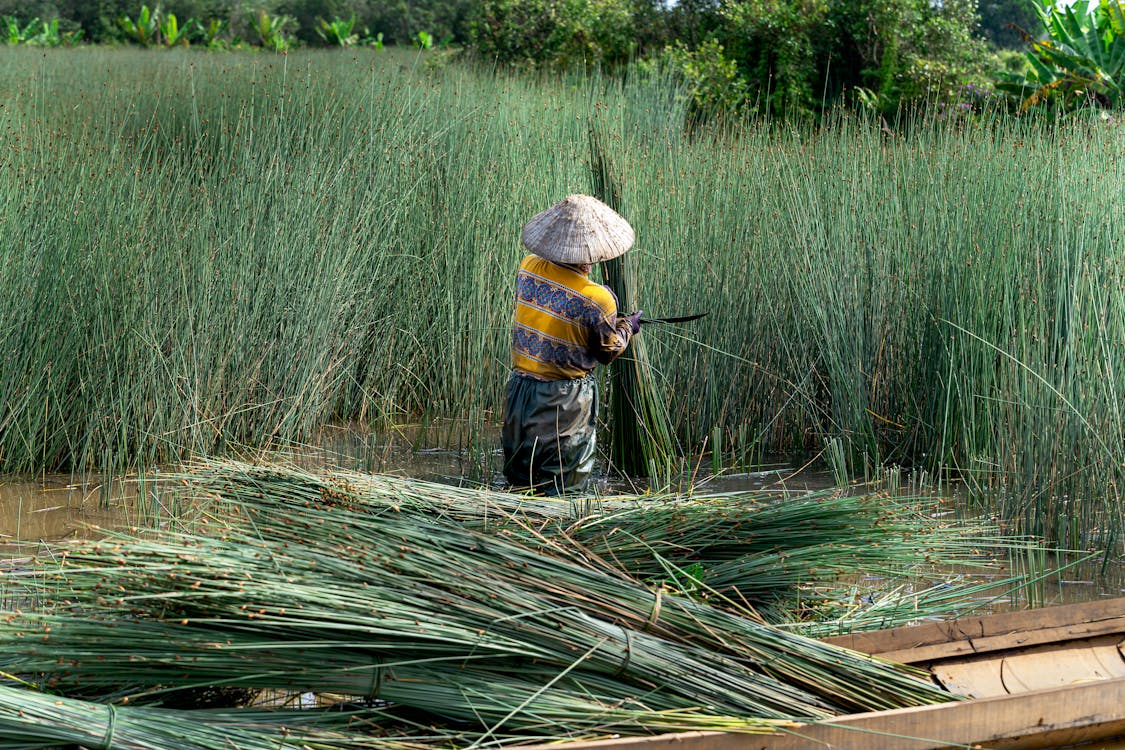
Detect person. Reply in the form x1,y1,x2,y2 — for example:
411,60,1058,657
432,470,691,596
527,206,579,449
501,194,642,495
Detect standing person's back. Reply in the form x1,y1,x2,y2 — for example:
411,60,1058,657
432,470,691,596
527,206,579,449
501,195,641,495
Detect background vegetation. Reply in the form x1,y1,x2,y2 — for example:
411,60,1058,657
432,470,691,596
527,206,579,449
3,1,1123,117
0,47,1122,548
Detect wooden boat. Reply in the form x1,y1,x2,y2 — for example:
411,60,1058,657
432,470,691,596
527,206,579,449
533,598,1125,750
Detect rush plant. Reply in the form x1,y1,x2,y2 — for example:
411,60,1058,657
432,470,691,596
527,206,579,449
0,49,1121,550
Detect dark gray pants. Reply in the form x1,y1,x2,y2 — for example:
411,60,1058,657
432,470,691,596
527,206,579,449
501,372,597,496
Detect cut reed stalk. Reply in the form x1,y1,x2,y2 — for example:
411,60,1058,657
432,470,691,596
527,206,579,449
0,683,428,750
0,464,962,737
173,460,1031,623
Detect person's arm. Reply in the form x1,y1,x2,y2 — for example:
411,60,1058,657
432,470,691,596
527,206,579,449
590,311,640,365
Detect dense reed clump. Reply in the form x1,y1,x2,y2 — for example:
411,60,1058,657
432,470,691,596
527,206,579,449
617,109,1125,547
588,123,677,480
0,47,606,474
1,46,1122,545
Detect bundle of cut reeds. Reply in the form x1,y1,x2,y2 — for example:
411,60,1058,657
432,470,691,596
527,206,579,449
0,683,425,750
0,465,959,742
588,123,677,479
175,460,1028,620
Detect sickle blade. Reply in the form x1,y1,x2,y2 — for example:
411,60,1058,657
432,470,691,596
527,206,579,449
638,312,709,325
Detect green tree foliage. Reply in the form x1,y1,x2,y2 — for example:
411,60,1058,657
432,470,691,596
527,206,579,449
252,8,295,50
2,15,79,45
316,13,358,46
367,0,473,46
978,0,1041,49
643,39,749,124
663,0,993,118
469,0,638,70
160,10,190,44
118,3,159,44
887,0,995,105
997,0,1125,110
0,0,1006,118
663,0,721,47
21,1,461,46
44,0,226,42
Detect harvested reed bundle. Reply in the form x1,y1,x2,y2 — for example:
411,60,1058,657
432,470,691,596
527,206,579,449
588,123,676,478
1,615,785,743
0,683,425,750
202,492,958,715
4,530,840,722
3,465,957,724
179,460,1021,615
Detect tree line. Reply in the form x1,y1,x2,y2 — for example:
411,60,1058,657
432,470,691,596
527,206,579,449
2,0,1121,117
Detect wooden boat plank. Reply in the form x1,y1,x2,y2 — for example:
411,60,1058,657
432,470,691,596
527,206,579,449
854,617,1125,664
931,635,1125,697
523,602,1125,750
934,656,1008,697
824,598,1125,663
750,677,1125,750
528,677,1125,750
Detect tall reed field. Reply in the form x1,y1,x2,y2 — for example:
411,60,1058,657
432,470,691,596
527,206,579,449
1,46,1122,546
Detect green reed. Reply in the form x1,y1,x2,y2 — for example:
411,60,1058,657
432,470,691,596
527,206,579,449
0,47,1122,545
2,463,960,730
0,48,584,473
612,108,1124,546
0,684,426,750
588,122,677,481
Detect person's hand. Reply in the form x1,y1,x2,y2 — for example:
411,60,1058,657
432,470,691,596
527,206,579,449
623,310,643,334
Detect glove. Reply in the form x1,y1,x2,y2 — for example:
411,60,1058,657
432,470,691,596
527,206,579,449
623,310,643,334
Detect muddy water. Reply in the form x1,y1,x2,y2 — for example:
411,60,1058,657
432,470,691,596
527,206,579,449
0,476,134,555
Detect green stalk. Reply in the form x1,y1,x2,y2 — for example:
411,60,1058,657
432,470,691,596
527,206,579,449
1,47,1122,547
1,464,963,733
175,460,1046,630
588,122,676,479
0,684,428,750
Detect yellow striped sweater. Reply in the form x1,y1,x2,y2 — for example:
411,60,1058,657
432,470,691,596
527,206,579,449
510,255,633,380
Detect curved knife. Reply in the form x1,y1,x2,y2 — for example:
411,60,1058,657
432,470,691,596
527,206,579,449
638,312,709,325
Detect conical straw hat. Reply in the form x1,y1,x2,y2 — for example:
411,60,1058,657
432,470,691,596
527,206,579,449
521,194,634,264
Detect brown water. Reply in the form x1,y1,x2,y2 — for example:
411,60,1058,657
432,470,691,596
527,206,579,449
0,475,134,556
